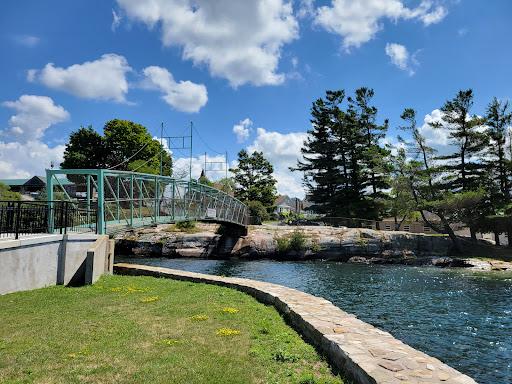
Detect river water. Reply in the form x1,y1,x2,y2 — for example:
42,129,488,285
119,257,512,383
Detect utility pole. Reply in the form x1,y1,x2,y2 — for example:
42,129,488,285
225,151,228,180
159,122,164,176
189,121,193,181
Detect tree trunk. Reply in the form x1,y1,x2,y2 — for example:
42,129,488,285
469,226,477,242
494,231,501,246
508,226,512,248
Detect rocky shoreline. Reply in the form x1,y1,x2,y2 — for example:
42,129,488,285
114,223,512,271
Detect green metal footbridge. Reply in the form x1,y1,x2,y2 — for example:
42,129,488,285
46,169,249,235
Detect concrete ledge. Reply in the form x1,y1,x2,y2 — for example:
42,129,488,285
114,263,477,384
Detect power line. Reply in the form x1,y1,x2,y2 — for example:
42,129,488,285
108,141,150,170
193,124,224,155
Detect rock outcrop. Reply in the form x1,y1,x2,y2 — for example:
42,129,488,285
115,223,457,265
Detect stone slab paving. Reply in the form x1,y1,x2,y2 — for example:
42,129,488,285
114,263,478,384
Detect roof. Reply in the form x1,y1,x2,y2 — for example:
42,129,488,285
0,175,75,187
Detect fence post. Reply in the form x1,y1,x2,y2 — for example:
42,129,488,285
64,201,69,234
14,201,21,240
97,170,105,235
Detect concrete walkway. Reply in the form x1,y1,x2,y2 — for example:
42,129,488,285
114,263,477,384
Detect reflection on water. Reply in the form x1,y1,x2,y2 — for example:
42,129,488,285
118,257,512,384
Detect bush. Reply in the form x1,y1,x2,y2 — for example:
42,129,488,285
275,230,308,254
248,200,270,223
176,220,196,230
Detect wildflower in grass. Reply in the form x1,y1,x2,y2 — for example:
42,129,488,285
216,328,241,336
161,338,180,346
110,287,122,292
190,314,209,321
222,307,239,314
127,286,146,293
140,296,160,303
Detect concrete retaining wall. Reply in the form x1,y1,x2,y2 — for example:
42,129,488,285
0,234,114,295
114,263,477,384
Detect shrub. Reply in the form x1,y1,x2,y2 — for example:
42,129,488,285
176,220,196,230
248,200,270,223
275,230,308,254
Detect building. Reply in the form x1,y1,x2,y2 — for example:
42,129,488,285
0,175,75,197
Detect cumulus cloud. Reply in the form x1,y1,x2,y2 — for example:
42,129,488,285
232,118,253,143
28,54,132,102
0,95,69,178
0,141,65,178
385,43,416,75
116,0,299,87
247,127,307,198
315,0,448,50
141,66,208,112
1,95,69,142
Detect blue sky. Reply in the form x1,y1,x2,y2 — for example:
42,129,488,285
1,0,511,197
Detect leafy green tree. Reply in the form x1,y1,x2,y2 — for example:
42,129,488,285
61,120,172,176
0,182,21,200
214,177,235,195
61,126,105,169
247,200,270,223
230,150,277,209
198,170,214,186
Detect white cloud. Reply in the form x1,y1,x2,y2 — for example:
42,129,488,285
315,0,447,50
173,154,228,181
112,9,122,31
418,108,451,147
28,54,132,102
385,43,416,75
0,141,65,179
141,66,208,113
13,35,40,47
1,95,69,142
0,95,69,179
232,118,253,143
247,127,307,198
116,0,299,87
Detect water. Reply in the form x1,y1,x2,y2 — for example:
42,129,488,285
119,257,512,384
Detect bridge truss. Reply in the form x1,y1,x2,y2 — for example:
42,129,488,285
46,169,249,235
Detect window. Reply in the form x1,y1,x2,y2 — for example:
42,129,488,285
385,224,391,231
424,226,431,233
403,225,410,232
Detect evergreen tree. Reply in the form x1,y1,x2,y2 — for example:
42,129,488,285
293,91,344,215
230,150,277,209
485,98,512,198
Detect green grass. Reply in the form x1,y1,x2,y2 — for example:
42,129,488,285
0,275,343,384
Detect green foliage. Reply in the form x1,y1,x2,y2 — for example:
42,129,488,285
275,230,308,254
198,172,214,187
213,177,235,195
230,150,277,209
293,88,391,219
175,220,196,230
247,200,270,222
62,120,172,176
0,182,20,200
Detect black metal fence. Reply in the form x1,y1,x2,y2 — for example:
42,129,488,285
0,200,97,239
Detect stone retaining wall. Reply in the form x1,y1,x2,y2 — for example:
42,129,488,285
114,263,476,384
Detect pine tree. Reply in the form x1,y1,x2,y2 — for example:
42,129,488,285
230,150,277,209
293,91,344,215
485,98,512,198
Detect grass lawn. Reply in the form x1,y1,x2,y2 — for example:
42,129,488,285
0,275,343,384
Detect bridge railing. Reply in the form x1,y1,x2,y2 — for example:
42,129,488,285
0,200,97,239
46,169,249,234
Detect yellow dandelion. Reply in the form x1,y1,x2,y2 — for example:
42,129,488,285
140,296,160,303
190,314,209,321
162,338,180,346
110,287,122,292
222,307,239,314
216,328,241,336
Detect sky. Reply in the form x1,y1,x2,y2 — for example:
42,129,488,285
1,0,511,198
